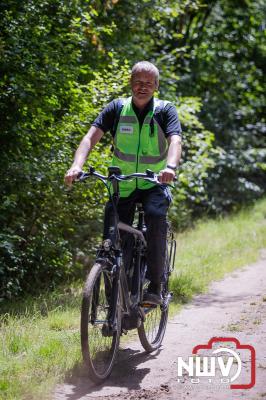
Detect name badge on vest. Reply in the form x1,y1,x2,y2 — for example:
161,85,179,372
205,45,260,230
120,125,133,134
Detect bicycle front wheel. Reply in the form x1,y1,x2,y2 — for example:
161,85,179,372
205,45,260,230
81,262,121,382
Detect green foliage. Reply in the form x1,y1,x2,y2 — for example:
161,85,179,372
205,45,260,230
175,0,266,211
170,96,217,229
0,60,130,299
0,0,131,299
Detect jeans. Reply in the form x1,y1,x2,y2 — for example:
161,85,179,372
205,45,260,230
103,185,171,286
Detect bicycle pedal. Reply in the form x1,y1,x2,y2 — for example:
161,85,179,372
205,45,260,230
141,302,157,308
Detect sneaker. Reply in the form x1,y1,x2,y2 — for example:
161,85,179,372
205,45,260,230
142,283,162,305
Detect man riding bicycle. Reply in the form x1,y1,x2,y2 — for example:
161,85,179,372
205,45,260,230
65,61,182,305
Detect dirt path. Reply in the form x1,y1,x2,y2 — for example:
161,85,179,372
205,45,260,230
54,252,266,400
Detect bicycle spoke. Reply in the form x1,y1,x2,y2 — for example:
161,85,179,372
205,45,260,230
144,306,160,342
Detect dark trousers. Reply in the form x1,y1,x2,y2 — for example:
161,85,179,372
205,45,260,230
103,186,171,286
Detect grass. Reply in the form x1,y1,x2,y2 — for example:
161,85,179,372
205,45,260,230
1,197,266,400
0,291,82,400
170,197,266,301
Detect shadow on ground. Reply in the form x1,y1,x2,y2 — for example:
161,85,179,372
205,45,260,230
56,346,162,400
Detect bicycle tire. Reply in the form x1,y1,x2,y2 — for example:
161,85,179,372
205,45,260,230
137,245,171,353
81,262,121,382
138,302,168,352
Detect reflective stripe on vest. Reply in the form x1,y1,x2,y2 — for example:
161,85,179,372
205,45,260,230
111,97,168,197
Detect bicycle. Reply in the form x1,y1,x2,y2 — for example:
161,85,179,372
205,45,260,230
78,166,176,383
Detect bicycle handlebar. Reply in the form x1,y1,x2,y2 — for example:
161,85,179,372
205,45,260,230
77,166,176,185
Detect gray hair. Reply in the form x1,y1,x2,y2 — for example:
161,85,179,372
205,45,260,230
131,61,159,85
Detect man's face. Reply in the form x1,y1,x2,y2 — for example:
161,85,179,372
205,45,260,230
130,70,158,107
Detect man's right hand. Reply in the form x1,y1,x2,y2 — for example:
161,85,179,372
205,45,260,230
64,166,82,187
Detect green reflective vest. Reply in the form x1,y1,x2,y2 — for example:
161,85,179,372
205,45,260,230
111,97,168,197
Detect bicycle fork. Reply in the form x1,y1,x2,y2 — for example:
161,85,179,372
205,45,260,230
102,259,121,337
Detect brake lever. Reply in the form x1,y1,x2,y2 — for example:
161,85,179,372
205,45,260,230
145,169,161,184
151,173,177,186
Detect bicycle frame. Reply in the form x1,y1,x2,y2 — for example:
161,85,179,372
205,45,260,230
104,207,147,331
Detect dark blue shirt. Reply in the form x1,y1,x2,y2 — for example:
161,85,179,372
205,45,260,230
92,97,182,138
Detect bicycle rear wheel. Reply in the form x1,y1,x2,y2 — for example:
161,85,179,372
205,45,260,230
138,300,168,352
138,246,171,352
81,262,121,382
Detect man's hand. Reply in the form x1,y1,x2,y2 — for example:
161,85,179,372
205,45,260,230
158,167,176,184
64,165,82,187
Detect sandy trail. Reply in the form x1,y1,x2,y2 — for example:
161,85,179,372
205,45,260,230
54,252,266,400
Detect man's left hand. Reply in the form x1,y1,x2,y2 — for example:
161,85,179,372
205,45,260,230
158,167,176,183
